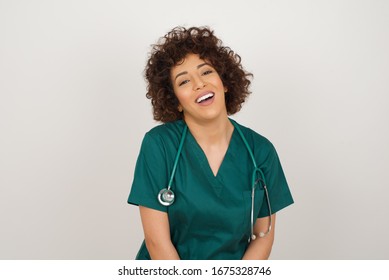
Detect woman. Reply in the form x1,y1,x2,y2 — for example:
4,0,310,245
128,26,294,260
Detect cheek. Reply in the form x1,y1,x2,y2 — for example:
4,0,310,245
173,88,189,105
207,72,223,85
174,84,193,96
213,77,225,90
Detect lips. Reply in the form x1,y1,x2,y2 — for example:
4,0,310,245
196,92,214,103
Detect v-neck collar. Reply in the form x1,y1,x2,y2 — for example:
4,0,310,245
186,124,237,197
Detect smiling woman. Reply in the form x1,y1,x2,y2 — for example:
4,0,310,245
145,27,251,123
171,53,228,126
127,26,294,260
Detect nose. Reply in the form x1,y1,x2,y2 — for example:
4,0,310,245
192,76,206,91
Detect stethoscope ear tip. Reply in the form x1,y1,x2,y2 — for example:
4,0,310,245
249,229,271,242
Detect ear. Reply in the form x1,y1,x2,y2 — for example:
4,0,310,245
224,87,228,93
178,104,183,112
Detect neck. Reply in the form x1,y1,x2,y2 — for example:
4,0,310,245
185,116,234,146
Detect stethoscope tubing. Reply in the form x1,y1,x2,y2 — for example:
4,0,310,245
167,125,188,190
158,120,272,242
233,121,272,241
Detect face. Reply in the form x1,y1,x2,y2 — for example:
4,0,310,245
170,53,228,125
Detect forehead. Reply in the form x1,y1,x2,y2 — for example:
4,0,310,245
171,53,206,74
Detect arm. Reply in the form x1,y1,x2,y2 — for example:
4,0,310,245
139,206,180,260
242,214,276,260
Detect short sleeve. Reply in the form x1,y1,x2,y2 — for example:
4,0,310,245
258,142,294,218
127,133,168,212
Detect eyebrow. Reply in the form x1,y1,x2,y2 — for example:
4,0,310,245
174,62,211,81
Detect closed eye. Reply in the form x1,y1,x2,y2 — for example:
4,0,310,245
178,79,189,86
202,70,213,75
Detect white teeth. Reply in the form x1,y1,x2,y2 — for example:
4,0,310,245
196,93,214,103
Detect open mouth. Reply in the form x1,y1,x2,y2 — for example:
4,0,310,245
196,93,214,103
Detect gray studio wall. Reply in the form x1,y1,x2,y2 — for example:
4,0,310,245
1,0,388,259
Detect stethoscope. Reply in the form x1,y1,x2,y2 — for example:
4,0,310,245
157,121,272,242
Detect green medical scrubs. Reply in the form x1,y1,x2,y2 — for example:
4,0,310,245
128,119,293,260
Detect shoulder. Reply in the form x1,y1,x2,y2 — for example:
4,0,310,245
232,119,279,166
233,120,274,151
145,120,185,139
140,120,185,153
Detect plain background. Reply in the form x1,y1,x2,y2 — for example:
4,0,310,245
1,0,388,259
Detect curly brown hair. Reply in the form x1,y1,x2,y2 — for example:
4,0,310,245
145,26,253,123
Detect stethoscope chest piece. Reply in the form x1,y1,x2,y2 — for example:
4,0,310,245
158,188,175,206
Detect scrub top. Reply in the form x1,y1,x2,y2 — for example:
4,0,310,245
128,119,294,260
